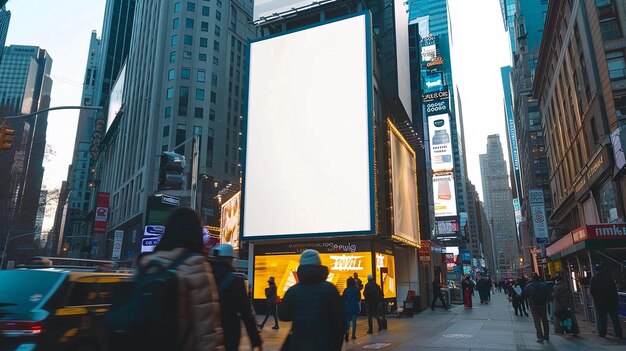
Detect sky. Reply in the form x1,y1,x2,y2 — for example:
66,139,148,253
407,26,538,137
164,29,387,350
3,0,511,231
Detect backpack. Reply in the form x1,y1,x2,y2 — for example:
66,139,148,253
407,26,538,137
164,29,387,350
106,252,194,351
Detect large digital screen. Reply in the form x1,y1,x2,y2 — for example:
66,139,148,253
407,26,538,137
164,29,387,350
394,0,411,120
220,192,240,249
253,0,337,22
428,114,454,173
433,173,457,217
253,251,396,299
106,63,125,132
243,14,374,239
389,122,419,244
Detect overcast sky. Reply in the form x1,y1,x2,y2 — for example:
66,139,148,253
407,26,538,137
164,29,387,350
4,0,511,232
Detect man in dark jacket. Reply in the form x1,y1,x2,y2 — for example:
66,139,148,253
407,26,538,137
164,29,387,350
258,277,279,330
431,278,448,310
525,272,549,343
278,249,345,351
590,265,623,339
364,274,383,333
211,244,263,351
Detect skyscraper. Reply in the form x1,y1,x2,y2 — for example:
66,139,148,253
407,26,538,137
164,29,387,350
480,134,519,277
93,0,256,258
0,5,10,64
0,45,53,264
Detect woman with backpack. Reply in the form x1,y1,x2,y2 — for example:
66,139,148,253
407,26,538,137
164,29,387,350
137,207,224,351
552,274,579,335
342,277,361,341
510,278,529,317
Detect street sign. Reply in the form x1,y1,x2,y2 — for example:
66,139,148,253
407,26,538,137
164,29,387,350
161,194,180,206
112,230,124,260
141,235,162,253
144,225,165,236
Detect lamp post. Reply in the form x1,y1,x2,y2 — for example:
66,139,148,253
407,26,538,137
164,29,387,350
1,231,41,269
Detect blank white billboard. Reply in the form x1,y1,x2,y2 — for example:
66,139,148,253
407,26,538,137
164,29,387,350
390,123,419,244
395,0,412,120
243,14,374,239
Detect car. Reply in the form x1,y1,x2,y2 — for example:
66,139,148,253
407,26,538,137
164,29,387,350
0,268,132,351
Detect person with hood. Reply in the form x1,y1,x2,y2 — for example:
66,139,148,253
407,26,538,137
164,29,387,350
342,277,361,341
525,273,549,343
210,244,262,351
258,277,279,330
590,265,623,339
552,274,579,335
461,275,474,308
138,207,224,351
364,274,383,333
278,249,345,351
510,278,529,317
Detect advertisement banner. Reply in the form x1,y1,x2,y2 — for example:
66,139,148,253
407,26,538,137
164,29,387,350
529,188,549,245
141,235,162,253
424,73,443,92
433,173,457,217
94,192,110,234
436,219,459,236
423,88,449,103
425,99,449,116
418,240,431,262
254,251,396,299
220,192,241,249
112,230,124,260
428,114,454,172
513,198,522,224
420,35,437,63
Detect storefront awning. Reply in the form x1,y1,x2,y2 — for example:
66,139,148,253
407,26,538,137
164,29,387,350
546,224,626,259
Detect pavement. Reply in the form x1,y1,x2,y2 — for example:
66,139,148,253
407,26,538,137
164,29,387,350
241,291,626,350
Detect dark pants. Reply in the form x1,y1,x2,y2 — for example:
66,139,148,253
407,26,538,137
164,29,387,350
595,307,624,338
513,298,527,316
366,303,381,332
479,289,490,303
431,293,448,309
261,304,278,327
530,305,550,340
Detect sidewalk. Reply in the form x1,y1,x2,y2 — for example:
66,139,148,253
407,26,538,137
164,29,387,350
242,292,626,350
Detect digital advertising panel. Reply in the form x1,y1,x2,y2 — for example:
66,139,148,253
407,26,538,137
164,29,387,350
420,36,437,63
253,251,396,299
433,173,457,217
106,63,126,132
220,192,241,249
243,13,374,239
389,121,420,245
394,0,411,120
253,0,337,22
529,188,549,245
424,73,444,92
428,114,454,173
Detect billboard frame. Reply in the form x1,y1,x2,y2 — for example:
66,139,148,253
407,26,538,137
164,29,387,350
240,11,376,241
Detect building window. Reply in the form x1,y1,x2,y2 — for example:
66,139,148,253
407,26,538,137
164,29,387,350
171,34,178,46
217,0,222,7
200,37,208,48
186,18,194,28
213,56,219,65
174,2,181,13
211,73,217,86
169,51,177,63
166,87,173,100
607,50,626,79
201,21,209,31
199,53,207,61
184,35,193,45
179,86,189,116
187,2,196,12
183,50,192,59
181,68,191,80
211,91,217,103
216,10,221,20
209,109,216,121
600,18,621,40
202,6,210,16
176,124,187,154
163,125,170,137
206,128,214,167
168,69,175,80
196,88,205,101
173,18,180,29
215,25,221,37
213,41,219,52
197,70,206,82
165,106,172,118
195,107,203,118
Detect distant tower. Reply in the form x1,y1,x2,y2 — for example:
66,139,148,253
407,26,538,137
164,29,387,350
0,5,10,64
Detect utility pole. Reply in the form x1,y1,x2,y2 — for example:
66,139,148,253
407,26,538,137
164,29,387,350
190,134,200,210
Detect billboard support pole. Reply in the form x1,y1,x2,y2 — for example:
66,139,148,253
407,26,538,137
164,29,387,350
191,135,200,210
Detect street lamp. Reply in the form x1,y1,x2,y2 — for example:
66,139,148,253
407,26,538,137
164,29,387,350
1,231,43,269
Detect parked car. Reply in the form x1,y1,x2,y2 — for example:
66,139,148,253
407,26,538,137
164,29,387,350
0,267,132,351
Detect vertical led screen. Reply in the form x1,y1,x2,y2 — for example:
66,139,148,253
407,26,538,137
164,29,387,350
220,192,240,249
394,0,411,119
428,114,457,218
389,121,420,245
243,13,375,239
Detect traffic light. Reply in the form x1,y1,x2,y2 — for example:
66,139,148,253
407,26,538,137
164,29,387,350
0,121,15,151
158,151,186,190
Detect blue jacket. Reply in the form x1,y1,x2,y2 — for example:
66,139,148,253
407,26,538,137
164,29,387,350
342,286,361,317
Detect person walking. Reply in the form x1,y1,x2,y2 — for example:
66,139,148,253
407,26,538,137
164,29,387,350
278,249,345,351
590,265,624,339
258,277,279,330
510,278,529,317
138,207,224,351
462,275,474,308
342,277,361,341
431,278,449,310
364,274,383,333
544,275,555,321
552,274,579,336
525,273,550,343
477,276,490,304
210,244,263,351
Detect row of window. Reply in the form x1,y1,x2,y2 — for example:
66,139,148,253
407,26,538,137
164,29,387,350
173,17,221,36
169,50,219,65
171,35,221,51
168,68,217,85
174,1,221,18
166,86,216,102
